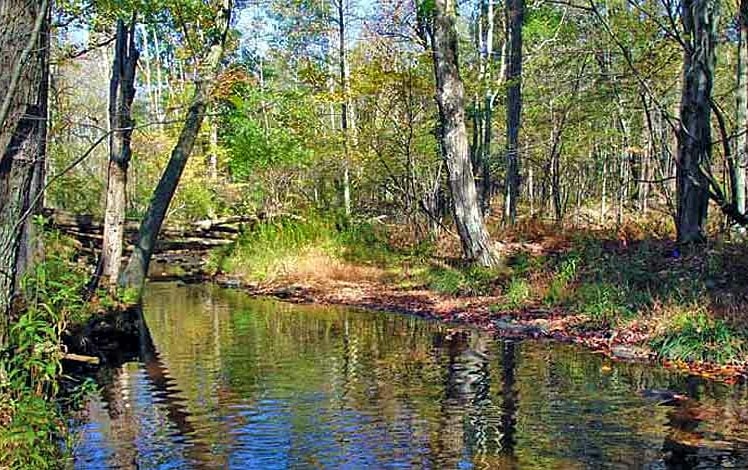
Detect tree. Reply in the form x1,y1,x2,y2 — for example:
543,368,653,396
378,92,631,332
426,0,498,267
676,0,719,243
0,0,51,344
472,0,500,215
503,0,523,224
734,0,748,221
119,0,233,293
100,19,139,290
335,0,355,217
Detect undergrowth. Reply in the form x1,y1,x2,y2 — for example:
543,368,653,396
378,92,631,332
0,229,96,469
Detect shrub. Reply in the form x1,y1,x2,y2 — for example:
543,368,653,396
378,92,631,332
425,265,497,296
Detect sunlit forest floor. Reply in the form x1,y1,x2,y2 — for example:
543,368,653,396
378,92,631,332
210,212,748,382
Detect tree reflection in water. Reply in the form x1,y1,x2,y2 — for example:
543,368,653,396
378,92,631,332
74,284,748,469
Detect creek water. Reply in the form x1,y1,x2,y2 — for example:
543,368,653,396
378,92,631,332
73,283,748,469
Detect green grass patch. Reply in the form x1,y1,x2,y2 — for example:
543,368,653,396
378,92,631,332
543,254,579,306
651,310,747,365
491,277,532,312
424,265,498,296
573,282,632,326
507,251,548,276
215,213,424,282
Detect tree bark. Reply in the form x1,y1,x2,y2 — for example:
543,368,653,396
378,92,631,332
0,0,50,344
119,1,232,292
676,0,719,243
503,0,523,224
15,12,49,296
429,0,498,267
101,20,139,290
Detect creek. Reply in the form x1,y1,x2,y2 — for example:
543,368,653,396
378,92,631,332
74,283,748,469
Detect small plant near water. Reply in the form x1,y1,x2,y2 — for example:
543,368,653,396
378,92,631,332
507,251,547,276
651,309,747,365
427,266,464,295
218,215,331,280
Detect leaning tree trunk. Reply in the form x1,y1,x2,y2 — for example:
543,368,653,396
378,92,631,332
430,0,498,267
676,0,719,244
119,2,232,293
0,0,50,345
503,0,523,224
100,19,139,290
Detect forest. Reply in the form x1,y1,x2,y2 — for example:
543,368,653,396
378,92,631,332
1,0,748,466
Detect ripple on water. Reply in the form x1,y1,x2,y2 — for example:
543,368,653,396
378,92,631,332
74,283,748,469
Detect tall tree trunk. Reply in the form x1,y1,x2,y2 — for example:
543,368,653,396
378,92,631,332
527,157,534,216
337,0,354,217
676,0,719,243
119,1,232,293
101,20,139,290
617,144,625,226
734,0,748,220
430,0,498,267
208,116,219,181
503,0,523,224
15,21,49,296
478,0,495,215
0,0,50,344
551,144,562,223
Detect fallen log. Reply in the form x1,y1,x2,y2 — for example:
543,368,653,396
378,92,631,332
62,353,100,365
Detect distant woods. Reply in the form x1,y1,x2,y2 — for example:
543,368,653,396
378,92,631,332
0,0,746,320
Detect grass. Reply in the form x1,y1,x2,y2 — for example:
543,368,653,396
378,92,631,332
543,254,579,306
491,277,532,312
424,265,499,296
651,308,747,365
0,229,97,469
572,282,632,326
213,213,416,284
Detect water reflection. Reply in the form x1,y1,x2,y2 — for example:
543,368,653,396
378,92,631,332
74,283,748,469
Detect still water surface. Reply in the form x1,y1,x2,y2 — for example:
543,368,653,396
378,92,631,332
74,283,748,469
